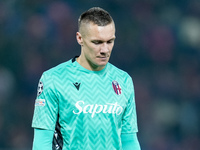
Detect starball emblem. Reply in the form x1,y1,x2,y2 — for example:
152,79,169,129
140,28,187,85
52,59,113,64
37,81,43,97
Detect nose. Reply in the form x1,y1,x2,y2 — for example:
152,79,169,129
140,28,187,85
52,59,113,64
100,43,109,53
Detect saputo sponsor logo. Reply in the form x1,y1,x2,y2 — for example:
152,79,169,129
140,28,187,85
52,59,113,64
73,101,124,118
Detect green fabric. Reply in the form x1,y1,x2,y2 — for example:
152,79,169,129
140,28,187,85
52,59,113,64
32,128,54,150
121,133,141,150
32,58,139,150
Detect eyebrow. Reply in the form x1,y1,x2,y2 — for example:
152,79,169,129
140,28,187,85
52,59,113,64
91,37,116,42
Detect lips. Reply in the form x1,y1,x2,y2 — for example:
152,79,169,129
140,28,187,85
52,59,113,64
97,55,109,58
97,57,108,60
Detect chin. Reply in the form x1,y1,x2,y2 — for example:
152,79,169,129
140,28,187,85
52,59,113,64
98,62,108,67
93,58,109,68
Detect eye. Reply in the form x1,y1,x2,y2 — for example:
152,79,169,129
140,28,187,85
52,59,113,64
92,40,103,45
107,40,114,44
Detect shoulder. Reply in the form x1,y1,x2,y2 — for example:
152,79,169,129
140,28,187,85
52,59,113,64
42,59,72,77
108,63,134,97
107,63,131,79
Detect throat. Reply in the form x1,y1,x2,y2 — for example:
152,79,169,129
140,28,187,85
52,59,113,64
76,56,105,71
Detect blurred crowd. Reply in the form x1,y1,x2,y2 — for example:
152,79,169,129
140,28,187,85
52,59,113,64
0,0,200,149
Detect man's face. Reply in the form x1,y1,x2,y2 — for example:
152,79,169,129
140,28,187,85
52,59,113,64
77,22,116,71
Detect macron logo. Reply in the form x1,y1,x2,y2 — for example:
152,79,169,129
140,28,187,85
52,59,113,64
73,82,81,90
73,101,124,118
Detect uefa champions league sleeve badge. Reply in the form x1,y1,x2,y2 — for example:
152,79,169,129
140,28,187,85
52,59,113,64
37,81,43,97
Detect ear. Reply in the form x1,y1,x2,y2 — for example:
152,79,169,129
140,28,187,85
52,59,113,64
76,32,83,46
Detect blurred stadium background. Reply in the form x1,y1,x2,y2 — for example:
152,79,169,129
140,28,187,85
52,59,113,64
0,0,200,149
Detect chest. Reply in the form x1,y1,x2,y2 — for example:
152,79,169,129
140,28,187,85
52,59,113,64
57,72,128,119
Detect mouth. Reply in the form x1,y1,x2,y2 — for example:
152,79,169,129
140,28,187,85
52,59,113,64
97,54,109,58
97,56,108,60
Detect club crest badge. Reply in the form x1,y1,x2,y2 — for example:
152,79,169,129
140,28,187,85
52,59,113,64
112,80,122,95
37,81,43,97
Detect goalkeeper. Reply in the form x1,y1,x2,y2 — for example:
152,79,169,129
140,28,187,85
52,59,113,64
32,7,141,150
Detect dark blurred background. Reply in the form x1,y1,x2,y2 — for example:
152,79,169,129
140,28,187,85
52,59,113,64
0,0,200,149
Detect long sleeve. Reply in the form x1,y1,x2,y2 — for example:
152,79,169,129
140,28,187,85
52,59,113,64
32,128,54,150
121,133,141,150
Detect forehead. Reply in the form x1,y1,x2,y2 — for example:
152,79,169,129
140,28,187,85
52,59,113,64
82,22,116,40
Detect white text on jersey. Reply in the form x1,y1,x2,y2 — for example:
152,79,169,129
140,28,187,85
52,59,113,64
73,101,124,118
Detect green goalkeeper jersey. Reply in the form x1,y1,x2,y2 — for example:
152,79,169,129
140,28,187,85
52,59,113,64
32,57,138,150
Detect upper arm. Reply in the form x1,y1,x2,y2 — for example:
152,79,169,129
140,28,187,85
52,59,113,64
32,72,59,131
122,76,138,133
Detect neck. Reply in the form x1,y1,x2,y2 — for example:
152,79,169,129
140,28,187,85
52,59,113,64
76,56,105,71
